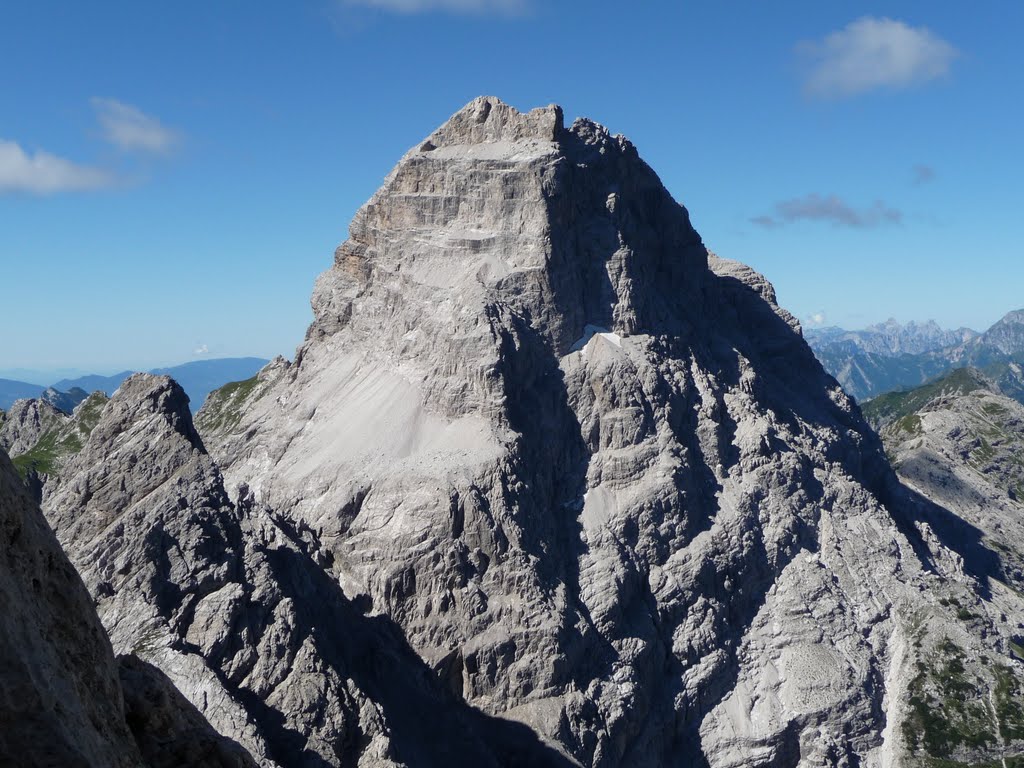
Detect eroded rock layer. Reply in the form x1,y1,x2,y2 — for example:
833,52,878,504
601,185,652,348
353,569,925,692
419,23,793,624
195,97,1002,766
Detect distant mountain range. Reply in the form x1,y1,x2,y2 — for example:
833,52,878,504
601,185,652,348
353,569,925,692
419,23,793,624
0,358,269,412
806,318,979,358
806,311,1024,401
0,379,47,411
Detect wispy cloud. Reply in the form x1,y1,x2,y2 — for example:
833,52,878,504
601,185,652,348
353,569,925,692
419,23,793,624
752,194,902,229
807,311,828,327
193,344,209,356
912,164,936,185
92,98,178,153
749,215,780,230
799,17,958,98
0,139,113,195
342,0,526,13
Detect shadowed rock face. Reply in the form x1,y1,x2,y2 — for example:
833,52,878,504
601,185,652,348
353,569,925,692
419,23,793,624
195,96,953,766
44,373,365,766
0,447,142,767
1,438,257,768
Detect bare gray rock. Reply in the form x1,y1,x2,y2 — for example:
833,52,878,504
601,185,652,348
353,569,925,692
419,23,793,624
0,438,261,767
42,385,91,414
44,374,288,765
48,372,574,767
0,391,109,503
35,97,1022,767
0,396,67,456
118,655,259,768
199,96,1018,766
0,446,142,767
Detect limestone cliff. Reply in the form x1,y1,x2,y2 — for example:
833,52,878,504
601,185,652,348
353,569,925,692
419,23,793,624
193,97,1021,766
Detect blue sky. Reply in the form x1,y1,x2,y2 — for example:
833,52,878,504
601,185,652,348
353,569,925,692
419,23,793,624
2,1,1021,375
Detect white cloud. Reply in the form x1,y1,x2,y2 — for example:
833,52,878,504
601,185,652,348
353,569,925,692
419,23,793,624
809,311,827,327
800,17,958,98
194,344,209,355
92,98,178,153
344,0,525,13
752,194,902,229
0,139,113,194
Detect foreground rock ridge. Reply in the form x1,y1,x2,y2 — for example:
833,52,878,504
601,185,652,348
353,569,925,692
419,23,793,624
45,372,567,767
21,97,1024,766
0,447,142,766
0,444,256,767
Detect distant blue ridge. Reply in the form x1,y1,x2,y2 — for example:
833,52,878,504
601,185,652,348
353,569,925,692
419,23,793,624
2,357,269,413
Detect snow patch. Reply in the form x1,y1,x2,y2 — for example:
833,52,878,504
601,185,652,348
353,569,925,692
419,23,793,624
570,324,622,354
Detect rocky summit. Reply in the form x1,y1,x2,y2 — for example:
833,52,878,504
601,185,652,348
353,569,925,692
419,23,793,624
7,97,1024,767
189,96,1024,766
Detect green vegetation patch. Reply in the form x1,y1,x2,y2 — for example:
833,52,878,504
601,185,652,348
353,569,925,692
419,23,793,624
982,401,1009,417
1011,639,1024,663
971,437,996,466
11,392,108,480
196,375,262,434
75,392,108,432
12,429,74,477
898,414,924,435
864,367,989,430
956,607,978,621
923,758,1024,767
993,663,1024,742
902,639,995,758
903,637,1024,766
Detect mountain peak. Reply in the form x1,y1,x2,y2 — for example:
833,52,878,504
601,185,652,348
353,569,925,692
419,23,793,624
420,96,563,152
314,96,706,361
99,373,204,454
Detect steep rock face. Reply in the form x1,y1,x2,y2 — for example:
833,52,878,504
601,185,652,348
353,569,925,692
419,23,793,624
0,396,68,456
48,373,568,768
0,446,143,766
44,374,311,765
1,437,260,767
200,97,975,766
975,309,1024,357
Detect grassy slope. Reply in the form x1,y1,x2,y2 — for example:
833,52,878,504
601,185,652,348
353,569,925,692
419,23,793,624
862,368,992,430
11,392,108,478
